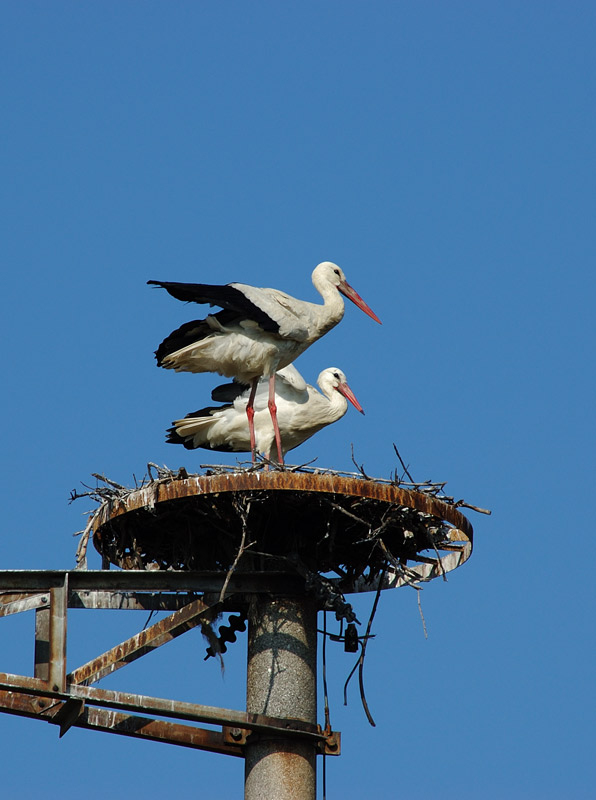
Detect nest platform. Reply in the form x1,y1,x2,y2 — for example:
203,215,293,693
90,470,473,594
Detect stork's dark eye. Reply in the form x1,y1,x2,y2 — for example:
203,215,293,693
334,268,341,276
332,372,340,379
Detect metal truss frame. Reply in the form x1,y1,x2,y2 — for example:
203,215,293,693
0,570,340,757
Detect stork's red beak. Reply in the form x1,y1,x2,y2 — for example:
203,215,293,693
337,381,365,414
338,280,382,324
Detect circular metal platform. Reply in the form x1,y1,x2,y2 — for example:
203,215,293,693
91,471,472,593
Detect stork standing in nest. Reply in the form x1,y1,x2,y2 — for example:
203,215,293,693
149,262,380,463
166,364,364,462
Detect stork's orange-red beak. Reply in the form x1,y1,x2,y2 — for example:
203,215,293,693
338,280,382,324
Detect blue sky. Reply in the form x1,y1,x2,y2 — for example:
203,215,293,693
1,3,594,798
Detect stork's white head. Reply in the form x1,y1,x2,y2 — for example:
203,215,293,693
317,367,365,414
312,261,346,289
311,262,381,324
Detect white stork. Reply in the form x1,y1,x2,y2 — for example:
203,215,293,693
166,364,364,461
148,262,380,463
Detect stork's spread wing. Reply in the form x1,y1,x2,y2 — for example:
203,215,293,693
148,280,281,334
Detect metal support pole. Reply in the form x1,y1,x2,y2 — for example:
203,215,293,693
245,596,317,800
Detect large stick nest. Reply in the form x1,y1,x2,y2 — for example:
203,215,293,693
74,464,480,591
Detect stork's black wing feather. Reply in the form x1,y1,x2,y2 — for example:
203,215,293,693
154,310,239,364
148,280,280,334
166,426,197,449
166,402,242,453
166,426,237,452
210,379,251,403
154,319,210,364
170,437,239,453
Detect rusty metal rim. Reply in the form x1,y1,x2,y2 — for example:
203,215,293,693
90,471,473,541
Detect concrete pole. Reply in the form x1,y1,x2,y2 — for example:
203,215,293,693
245,595,317,800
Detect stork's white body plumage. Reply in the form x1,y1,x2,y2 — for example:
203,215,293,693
167,364,364,461
149,262,380,381
149,262,380,462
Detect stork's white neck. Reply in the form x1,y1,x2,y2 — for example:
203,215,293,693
310,268,345,337
316,378,349,423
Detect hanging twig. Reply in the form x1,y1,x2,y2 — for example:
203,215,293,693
417,591,428,639
74,513,95,570
425,531,447,582
218,499,253,604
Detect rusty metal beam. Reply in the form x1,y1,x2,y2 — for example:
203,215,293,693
67,590,203,611
79,707,244,755
0,672,48,692
0,673,335,745
48,579,68,692
68,596,222,687
1,589,216,616
0,593,48,617
71,684,327,741
0,570,305,595
0,690,243,756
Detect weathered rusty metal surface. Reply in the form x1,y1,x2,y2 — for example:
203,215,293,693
79,707,244,755
71,683,326,740
0,589,207,615
68,595,221,687
34,605,50,681
0,592,49,616
322,730,341,756
91,472,472,533
0,470,475,770
0,569,304,594
49,581,67,692
0,689,244,756
224,724,340,756
0,674,336,744
88,472,473,592
67,590,198,611
0,672,48,692
54,697,85,737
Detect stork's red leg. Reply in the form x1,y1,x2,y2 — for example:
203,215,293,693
268,374,284,465
246,378,259,462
